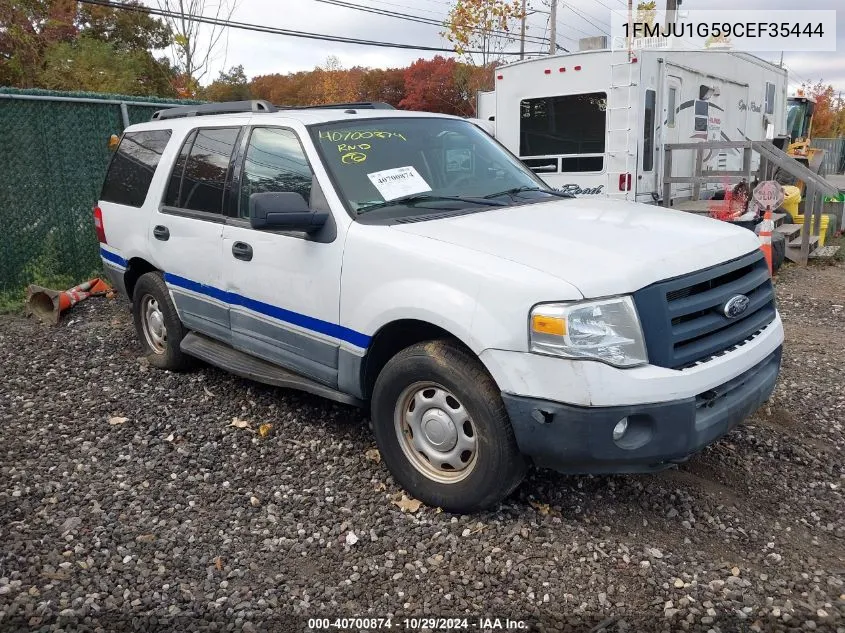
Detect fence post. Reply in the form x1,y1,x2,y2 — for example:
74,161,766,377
742,145,752,185
119,102,130,129
692,145,703,200
800,183,815,264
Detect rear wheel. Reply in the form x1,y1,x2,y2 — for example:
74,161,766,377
371,339,526,513
132,272,193,371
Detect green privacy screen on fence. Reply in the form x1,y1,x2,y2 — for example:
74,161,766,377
0,88,201,301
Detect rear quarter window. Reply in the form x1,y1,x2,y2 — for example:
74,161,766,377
100,130,172,207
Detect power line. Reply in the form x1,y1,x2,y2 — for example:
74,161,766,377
314,0,553,46
562,5,610,35
556,17,594,38
75,0,539,56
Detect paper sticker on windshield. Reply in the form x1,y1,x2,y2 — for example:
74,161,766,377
367,166,431,201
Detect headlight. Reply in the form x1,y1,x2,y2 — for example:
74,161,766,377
529,296,647,367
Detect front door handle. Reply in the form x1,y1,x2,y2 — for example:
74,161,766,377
232,241,253,261
153,225,170,241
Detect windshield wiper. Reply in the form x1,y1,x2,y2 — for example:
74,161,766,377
483,186,575,199
357,193,507,214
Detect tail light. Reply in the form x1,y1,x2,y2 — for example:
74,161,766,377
93,206,107,243
618,173,632,192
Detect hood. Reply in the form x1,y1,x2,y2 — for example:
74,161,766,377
391,198,762,297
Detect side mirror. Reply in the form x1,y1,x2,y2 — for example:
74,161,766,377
249,192,328,232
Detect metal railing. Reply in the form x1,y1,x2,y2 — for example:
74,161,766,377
662,141,839,264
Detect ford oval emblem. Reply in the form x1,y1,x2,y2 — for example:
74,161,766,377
723,295,750,318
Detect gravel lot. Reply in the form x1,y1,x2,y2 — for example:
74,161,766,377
1,260,843,633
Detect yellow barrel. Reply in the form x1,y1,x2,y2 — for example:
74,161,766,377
792,214,831,247
781,185,801,216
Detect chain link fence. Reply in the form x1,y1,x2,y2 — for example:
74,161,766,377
0,88,200,307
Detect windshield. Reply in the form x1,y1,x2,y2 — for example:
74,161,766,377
310,117,553,217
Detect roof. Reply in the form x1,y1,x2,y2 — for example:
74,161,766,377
127,105,460,133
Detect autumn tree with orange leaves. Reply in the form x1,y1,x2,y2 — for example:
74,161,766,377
801,81,845,138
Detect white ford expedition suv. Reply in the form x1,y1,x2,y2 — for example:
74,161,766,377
96,100,783,512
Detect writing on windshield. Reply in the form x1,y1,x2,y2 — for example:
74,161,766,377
318,129,408,165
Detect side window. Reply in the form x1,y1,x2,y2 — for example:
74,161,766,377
519,93,606,173
764,82,776,115
238,127,314,219
642,89,656,172
163,130,194,207
667,87,677,127
101,130,171,207
163,127,240,215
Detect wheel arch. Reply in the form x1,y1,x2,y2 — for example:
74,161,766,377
124,257,159,301
359,318,484,401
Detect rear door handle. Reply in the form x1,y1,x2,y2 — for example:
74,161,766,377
232,241,253,261
153,225,169,241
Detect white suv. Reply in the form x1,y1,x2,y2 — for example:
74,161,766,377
96,100,783,512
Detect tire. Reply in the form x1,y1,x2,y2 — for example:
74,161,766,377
132,271,193,371
371,339,527,513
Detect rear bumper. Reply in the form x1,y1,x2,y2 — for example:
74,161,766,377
502,346,781,474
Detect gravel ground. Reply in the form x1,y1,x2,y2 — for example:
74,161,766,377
1,260,843,633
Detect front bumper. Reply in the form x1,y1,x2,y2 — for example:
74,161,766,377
502,346,782,474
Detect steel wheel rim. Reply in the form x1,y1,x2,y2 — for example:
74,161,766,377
140,294,167,354
394,382,478,483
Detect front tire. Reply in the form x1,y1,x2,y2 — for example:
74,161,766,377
371,339,527,513
132,272,192,371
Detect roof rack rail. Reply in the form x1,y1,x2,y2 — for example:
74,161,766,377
151,100,277,121
279,101,396,110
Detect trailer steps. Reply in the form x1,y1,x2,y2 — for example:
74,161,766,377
785,235,821,263
774,223,801,240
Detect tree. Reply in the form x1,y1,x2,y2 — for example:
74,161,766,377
0,0,79,87
39,37,176,96
802,82,845,138
156,0,238,95
442,0,526,66
359,68,406,107
203,64,251,101
399,56,471,116
0,0,173,92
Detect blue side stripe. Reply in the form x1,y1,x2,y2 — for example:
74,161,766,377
100,247,128,267
164,272,371,349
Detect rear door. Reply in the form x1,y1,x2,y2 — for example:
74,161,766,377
221,124,345,387
98,129,172,288
146,125,243,342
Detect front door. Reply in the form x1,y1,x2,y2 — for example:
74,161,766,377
222,125,346,387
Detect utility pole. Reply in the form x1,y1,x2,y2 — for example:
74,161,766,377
665,0,677,30
548,0,557,55
519,0,527,59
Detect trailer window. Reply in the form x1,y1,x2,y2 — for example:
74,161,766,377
667,88,677,127
642,90,656,172
764,82,776,115
519,93,606,172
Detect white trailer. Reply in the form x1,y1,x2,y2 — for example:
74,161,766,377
477,47,788,203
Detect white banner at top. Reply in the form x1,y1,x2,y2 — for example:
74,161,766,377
609,10,837,52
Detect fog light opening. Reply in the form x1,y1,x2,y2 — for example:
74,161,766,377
612,417,629,441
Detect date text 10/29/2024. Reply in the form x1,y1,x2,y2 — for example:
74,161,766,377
307,617,529,631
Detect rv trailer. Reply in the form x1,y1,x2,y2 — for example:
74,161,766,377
477,46,788,204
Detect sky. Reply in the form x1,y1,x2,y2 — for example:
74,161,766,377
176,0,844,93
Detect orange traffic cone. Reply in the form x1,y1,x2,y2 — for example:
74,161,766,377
759,206,774,275
26,278,113,325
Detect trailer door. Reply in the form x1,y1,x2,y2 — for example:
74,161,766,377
659,75,682,203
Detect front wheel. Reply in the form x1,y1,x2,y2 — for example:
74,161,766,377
371,340,527,513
